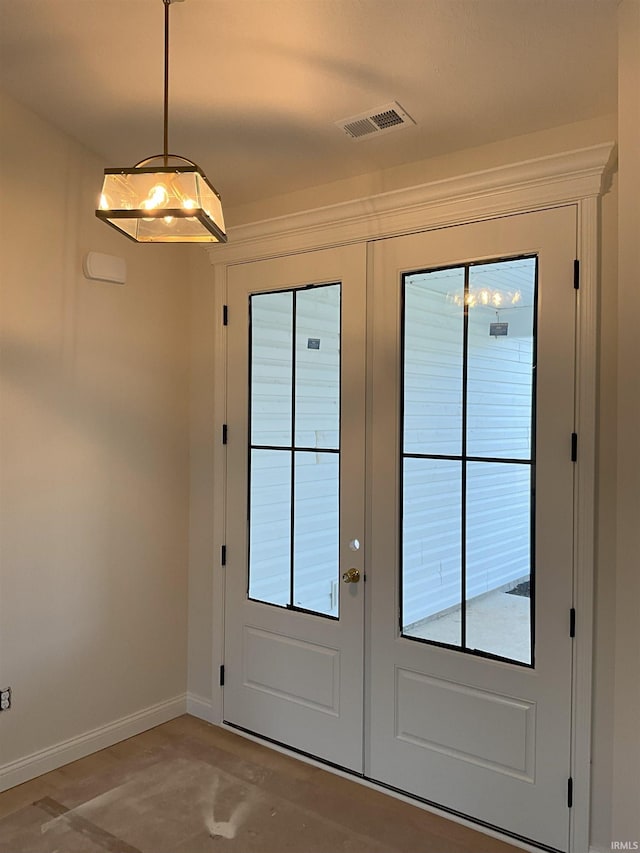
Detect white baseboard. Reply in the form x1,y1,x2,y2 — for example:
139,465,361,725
0,693,187,793
186,691,216,723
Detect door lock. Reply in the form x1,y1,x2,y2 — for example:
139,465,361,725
342,568,361,584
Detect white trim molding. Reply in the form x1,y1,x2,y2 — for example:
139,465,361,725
186,691,216,724
206,143,616,265
210,261,228,729
570,196,601,853
0,694,186,793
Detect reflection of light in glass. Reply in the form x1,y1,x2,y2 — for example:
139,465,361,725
181,198,198,221
140,184,170,211
450,287,521,308
99,193,111,210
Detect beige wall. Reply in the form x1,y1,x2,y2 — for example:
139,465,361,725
0,91,190,768
612,0,640,845
187,246,217,703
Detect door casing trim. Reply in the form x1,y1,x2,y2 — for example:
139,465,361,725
205,144,615,853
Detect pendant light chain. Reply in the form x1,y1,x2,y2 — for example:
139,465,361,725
163,0,171,165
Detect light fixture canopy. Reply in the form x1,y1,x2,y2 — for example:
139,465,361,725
96,0,226,244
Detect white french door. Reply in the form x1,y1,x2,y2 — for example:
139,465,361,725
224,207,577,851
223,243,367,771
367,207,576,852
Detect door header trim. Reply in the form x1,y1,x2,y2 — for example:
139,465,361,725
205,143,615,265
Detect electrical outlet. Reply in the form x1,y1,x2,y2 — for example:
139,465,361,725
0,687,11,711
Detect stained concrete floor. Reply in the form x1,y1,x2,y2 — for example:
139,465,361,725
0,715,524,853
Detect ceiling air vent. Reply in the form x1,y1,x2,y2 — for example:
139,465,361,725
336,102,415,141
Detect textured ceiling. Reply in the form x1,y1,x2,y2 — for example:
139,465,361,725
0,0,618,209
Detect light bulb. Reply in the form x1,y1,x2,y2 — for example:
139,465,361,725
182,198,196,209
99,193,111,210
140,184,170,211
492,292,503,307
150,184,169,206
164,216,174,225
480,289,490,305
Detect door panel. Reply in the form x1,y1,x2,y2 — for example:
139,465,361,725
224,244,367,771
367,208,576,851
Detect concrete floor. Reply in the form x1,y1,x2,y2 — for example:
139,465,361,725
407,588,531,663
0,715,524,853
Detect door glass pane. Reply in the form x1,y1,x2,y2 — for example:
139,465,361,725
401,256,536,666
251,291,293,447
404,268,464,456
248,449,291,606
402,458,462,646
467,258,536,459
248,284,341,618
293,451,339,615
466,462,532,663
295,286,340,449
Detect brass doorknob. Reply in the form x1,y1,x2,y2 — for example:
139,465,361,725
342,568,361,584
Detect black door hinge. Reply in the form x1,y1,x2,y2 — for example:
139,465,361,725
570,608,576,638
221,545,227,566
222,424,228,445
571,433,578,462
567,777,573,808
219,665,225,686
223,304,228,326
573,260,580,290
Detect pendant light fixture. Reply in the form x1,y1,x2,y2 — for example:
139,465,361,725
96,0,226,243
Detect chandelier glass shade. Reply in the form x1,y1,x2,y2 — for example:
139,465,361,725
96,1,226,244
97,156,226,244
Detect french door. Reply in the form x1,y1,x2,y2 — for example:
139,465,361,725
224,207,577,851
224,244,367,771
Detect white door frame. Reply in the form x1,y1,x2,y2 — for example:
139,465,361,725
200,143,615,853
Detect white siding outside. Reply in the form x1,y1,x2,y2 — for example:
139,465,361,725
249,285,341,616
247,259,535,626
403,259,535,627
